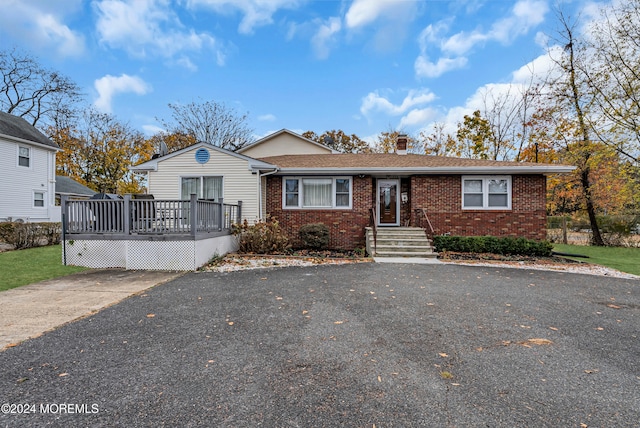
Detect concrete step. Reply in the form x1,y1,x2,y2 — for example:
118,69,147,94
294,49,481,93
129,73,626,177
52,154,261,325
373,250,439,258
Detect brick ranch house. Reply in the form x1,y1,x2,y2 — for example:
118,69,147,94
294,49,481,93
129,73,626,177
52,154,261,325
132,129,574,251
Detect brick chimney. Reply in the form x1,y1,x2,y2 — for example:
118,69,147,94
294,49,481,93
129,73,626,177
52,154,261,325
396,134,408,155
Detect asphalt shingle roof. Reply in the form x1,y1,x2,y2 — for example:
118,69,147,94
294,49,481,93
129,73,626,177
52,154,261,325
55,175,96,196
0,111,58,149
257,153,561,169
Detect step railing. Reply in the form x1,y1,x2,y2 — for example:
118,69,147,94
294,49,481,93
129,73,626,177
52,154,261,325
369,207,377,253
415,208,435,238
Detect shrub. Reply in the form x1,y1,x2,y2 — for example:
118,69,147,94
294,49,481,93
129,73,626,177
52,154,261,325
231,217,289,254
298,223,330,249
432,235,553,257
0,222,61,250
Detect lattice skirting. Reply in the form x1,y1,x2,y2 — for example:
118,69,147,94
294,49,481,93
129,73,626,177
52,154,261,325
63,236,237,271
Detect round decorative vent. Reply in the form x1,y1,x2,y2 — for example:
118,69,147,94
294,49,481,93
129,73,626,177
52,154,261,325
195,148,210,164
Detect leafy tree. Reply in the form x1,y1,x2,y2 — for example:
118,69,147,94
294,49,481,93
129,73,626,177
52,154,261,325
146,131,197,154
418,122,458,156
371,127,419,154
158,99,253,151
0,48,82,128
53,109,154,194
455,110,492,159
302,129,371,153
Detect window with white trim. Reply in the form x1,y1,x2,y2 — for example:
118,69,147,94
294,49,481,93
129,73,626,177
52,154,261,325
462,176,511,209
18,146,30,167
284,177,352,209
34,191,45,208
181,176,223,200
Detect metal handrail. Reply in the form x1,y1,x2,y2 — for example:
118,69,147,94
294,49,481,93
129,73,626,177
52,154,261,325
369,207,377,253
417,208,435,237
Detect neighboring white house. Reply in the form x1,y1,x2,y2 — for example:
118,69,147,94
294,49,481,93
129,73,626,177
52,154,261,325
0,112,60,222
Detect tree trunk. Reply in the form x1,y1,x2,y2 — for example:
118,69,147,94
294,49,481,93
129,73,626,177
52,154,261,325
581,168,605,246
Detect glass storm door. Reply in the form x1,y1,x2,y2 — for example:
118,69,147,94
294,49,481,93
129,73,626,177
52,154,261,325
377,179,399,226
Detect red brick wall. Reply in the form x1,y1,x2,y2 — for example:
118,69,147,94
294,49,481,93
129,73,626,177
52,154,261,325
410,175,547,240
266,174,548,250
266,176,373,250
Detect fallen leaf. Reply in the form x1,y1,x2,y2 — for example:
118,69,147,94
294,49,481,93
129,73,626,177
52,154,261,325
438,353,449,358
302,310,309,315
6,343,18,348
146,313,155,318
607,304,621,309
580,424,588,428
595,327,604,331
208,360,215,363
276,296,283,300
451,383,461,386
59,373,68,377
584,369,599,374
227,321,234,326
527,338,553,346
334,320,345,325
260,277,267,280
377,375,382,382
549,326,558,331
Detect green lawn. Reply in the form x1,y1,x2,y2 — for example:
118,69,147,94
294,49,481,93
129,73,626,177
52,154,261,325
553,244,640,276
0,245,88,292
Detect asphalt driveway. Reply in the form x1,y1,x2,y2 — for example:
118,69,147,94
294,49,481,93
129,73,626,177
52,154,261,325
0,263,638,427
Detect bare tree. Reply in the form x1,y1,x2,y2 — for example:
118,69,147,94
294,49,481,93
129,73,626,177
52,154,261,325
158,99,254,151
0,48,82,129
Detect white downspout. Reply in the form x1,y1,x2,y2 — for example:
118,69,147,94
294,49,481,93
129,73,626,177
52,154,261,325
257,168,279,220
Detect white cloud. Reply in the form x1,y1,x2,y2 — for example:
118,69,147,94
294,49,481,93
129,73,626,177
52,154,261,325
311,17,342,59
186,0,302,34
258,114,277,122
415,55,468,78
95,0,224,67
94,74,151,113
0,0,85,57
360,88,437,121
399,107,439,129
345,0,403,29
441,0,549,55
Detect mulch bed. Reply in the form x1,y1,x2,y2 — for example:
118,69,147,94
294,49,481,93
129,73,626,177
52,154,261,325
437,251,584,264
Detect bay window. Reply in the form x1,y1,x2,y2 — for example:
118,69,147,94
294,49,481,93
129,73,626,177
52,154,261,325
284,177,352,209
462,176,511,209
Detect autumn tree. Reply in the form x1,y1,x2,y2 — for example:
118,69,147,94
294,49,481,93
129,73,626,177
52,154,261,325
53,109,154,194
371,127,419,153
418,122,458,156
0,48,82,129
302,129,371,153
586,0,640,161
454,110,493,159
158,99,253,151
146,131,197,154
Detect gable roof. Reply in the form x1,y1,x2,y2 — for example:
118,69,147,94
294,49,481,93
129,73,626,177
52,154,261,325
0,111,58,150
257,154,575,175
131,141,277,172
237,129,336,154
55,175,96,197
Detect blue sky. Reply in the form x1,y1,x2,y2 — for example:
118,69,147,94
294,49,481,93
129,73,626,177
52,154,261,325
0,0,598,142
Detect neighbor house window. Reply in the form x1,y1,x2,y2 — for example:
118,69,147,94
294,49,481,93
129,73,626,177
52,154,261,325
18,146,30,167
34,191,45,208
284,177,352,209
462,176,511,209
181,176,223,200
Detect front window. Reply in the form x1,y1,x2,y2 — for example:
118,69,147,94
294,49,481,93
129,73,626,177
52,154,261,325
34,191,45,208
284,177,352,209
462,176,511,209
181,176,223,200
19,146,30,167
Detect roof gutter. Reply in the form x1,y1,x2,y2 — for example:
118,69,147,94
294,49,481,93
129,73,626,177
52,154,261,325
273,165,576,175
257,167,280,218
0,132,60,152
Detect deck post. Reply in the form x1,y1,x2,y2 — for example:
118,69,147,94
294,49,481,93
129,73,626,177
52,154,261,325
237,201,242,225
123,195,131,236
190,194,197,237
218,198,224,231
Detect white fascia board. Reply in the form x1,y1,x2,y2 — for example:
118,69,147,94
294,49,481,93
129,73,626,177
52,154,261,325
275,165,576,175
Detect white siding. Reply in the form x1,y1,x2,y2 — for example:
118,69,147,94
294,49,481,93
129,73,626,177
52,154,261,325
0,139,57,222
146,146,260,222
241,133,332,158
